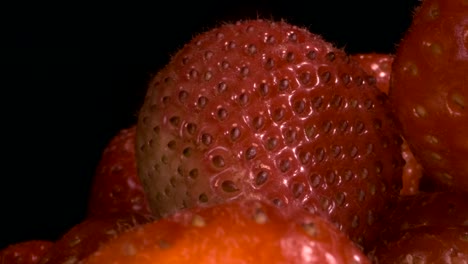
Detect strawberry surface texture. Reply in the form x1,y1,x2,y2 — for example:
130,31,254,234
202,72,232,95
87,125,151,217
136,19,404,248
83,199,371,264
389,0,468,192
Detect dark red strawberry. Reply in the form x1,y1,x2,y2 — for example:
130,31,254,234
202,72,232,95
38,213,152,264
0,240,53,264
389,0,468,192
400,140,423,195
380,191,468,241
351,53,394,94
84,199,370,264
136,19,404,248
87,125,151,216
368,191,468,262
352,53,424,195
369,191,468,246
370,226,468,263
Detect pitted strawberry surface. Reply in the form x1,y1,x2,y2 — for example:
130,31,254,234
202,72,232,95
7,2,468,262
352,53,424,195
136,19,404,247
351,53,394,94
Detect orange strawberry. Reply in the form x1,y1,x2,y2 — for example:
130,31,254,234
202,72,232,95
84,199,370,264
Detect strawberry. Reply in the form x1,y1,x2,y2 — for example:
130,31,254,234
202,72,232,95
136,19,404,248
87,125,151,216
399,140,423,195
0,240,53,264
351,53,394,94
352,53,424,195
84,199,370,264
389,0,468,191
379,191,468,241
370,226,468,263
38,213,152,264
368,191,468,262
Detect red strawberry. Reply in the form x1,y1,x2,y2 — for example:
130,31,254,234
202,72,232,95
379,191,468,241
136,19,404,248
0,240,53,264
389,0,468,191
87,125,151,216
400,140,423,195
84,199,370,264
38,213,152,264
370,226,468,263
352,53,424,195
351,53,393,94
368,191,468,262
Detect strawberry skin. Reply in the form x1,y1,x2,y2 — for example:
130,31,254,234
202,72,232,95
84,199,370,264
87,125,151,216
380,191,468,241
399,140,423,195
352,53,424,195
136,19,404,247
38,213,152,264
389,0,468,191
368,191,468,262
0,240,53,264
370,226,468,263
351,53,394,94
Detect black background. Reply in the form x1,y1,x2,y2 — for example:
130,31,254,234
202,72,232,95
3,0,419,249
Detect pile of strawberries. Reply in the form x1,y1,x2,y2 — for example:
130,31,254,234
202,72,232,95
2,0,467,263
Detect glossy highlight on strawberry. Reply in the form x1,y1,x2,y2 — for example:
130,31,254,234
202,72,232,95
351,53,394,94
136,19,404,248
